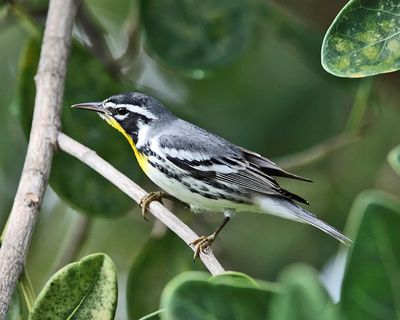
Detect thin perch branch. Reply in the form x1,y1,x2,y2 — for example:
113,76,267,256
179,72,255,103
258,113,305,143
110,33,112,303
0,0,79,317
57,133,225,275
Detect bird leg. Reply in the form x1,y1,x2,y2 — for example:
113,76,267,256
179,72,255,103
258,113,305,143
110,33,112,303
139,191,184,221
191,215,231,261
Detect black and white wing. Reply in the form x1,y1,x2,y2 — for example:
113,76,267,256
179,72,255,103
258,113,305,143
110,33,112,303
156,131,351,245
239,147,312,182
156,132,310,204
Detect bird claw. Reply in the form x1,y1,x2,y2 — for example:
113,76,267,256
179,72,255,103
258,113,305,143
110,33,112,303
139,191,168,221
190,233,216,261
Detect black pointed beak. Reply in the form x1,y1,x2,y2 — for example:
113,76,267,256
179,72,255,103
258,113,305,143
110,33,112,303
71,102,106,114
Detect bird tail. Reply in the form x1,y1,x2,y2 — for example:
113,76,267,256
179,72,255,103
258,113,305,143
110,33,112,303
254,196,352,245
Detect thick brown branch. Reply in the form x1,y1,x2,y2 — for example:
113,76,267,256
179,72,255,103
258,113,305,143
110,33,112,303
57,133,225,275
0,0,79,317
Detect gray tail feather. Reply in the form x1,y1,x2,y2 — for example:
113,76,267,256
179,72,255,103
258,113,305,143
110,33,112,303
286,201,352,245
256,196,352,245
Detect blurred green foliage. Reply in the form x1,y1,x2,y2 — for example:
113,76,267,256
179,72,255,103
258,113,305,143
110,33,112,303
141,0,253,71
0,22,27,227
0,0,400,319
388,144,400,176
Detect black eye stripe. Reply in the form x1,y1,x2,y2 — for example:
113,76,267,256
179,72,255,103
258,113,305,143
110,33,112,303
138,115,152,124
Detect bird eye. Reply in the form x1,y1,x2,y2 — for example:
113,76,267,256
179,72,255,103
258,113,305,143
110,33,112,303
116,107,128,115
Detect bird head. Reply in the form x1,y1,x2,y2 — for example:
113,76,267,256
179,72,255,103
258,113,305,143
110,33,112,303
72,92,172,143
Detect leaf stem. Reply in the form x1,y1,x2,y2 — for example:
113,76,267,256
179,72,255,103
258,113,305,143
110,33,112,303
18,269,36,312
345,78,373,133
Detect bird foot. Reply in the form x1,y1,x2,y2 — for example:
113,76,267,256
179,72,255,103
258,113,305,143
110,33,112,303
190,233,216,261
139,191,170,221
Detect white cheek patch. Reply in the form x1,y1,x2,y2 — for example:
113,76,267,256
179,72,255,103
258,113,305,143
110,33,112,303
136,121,152,147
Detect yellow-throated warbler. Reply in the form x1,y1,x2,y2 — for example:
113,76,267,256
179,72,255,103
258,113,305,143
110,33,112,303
72,92,351,258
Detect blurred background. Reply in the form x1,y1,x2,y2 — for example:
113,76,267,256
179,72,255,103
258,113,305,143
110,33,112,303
1,0,399,318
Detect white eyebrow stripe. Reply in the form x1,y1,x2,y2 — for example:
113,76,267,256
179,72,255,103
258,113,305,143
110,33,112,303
125,104,157,119
104,102,157,119
104,101,117,108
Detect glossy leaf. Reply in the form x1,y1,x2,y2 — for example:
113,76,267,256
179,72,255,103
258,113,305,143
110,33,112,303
341,191,400,319
210,271,259,287
160,271,274,320
127,231,202,319
16,38,144,217
141,0,252,71
322,0,400,77
28,253,117,320
388,144,400,176
270,264,339,320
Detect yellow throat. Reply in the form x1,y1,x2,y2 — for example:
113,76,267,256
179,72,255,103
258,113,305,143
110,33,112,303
106,117,148,173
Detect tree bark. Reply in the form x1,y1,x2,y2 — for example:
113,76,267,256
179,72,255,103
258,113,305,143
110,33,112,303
0,0,79,317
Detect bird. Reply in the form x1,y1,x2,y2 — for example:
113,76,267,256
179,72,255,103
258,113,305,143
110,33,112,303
71,92,351,259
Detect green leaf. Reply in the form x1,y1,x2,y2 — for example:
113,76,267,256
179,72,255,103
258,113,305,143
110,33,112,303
270,264,339,320
28,253,117,320
341,191,400,320
210,271,259,287
388,144,400,176
15,38,144,217
127,231,202,319
139,310,165,320
160,271,275,320
141,0,253,71
322,0,400,77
